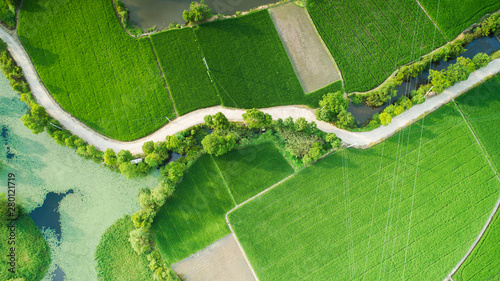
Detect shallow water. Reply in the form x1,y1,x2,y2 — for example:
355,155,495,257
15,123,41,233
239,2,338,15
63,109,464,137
348,35,500,125
121,0,279,29
0,73,159,280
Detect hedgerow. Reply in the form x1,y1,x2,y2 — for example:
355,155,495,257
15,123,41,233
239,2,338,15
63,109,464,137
418,0,500,40
150,28,221,115
306,0,447,92
18,0,175,141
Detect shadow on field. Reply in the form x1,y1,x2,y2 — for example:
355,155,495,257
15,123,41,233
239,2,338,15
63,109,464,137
18,36,59,67
20,0,47,13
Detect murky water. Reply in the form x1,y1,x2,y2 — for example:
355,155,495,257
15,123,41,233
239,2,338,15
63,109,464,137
0,73,159,280
348,35,500,125
121,0,279,29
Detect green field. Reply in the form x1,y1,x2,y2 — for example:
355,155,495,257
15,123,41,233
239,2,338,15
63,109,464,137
152,143,292,264
18,0,174,141
95,216,155,281
419,0,500,40
193,11,306,108
453,74,500,281
0,215,51,281
150,28,221,115
229,104,499,280
306,0,447,92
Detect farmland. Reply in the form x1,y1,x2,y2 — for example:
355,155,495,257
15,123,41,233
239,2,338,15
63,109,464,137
150,28,221,116
192,11,305,108
151,143,292,264
18,0,175,141
418,0,500,40
306,0,447,92
95,216,155,281
229,103,499,280
453,74,500,281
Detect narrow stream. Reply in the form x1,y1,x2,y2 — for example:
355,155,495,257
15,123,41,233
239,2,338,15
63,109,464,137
348,35,500,124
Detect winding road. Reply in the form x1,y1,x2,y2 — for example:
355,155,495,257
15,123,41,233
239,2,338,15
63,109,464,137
1,27,500,155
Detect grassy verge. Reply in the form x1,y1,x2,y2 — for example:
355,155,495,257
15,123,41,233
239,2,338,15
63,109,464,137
150,28,221,115
418,0,500,40
193,10,305,108
0,214,51,280
306,0,447,92
229,103,499,280
95,216,155,281
18,0,174,141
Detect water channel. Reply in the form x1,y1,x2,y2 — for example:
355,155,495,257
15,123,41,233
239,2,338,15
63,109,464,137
121,0,280,29
347,35,500,125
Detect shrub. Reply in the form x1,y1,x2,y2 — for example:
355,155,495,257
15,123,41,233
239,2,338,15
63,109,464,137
315,92,349,122
104,148,117,166
182,0,212,24
242,109,272,129
201,133,236,156
336,110,355,129
129,228,152,255
204,112,230,131
379,112,392,126
143,141,155,155
117,150,133,164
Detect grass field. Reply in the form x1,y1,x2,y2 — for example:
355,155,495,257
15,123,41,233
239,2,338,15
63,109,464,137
18,0,175,141
229,103,499,280
152,143,292,264
418,0,500,40
150,28,221,116
453,74,500,281
306,0,447,92
0,214,51,280
193,11,306,108
95,216,155,281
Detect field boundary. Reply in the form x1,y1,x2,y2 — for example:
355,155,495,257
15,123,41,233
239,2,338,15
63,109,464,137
445,101,500,281
413,0,450,41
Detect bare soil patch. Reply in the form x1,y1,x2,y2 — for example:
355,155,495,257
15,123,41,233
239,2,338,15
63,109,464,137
172,234,256,281
269,3,341,93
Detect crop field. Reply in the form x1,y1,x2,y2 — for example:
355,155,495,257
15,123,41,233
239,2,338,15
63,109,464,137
453,74,500,281
152,143,292,263
150,28,221,115
213,142,294,204
95,216,155,281
18,0,175,141
229,103,500,280
306,0,447,92
418,0,500,40
192,11,306,108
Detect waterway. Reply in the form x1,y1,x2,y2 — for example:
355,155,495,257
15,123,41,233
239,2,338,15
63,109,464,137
121,0,279,30
0,72,159,280
348,35,500,125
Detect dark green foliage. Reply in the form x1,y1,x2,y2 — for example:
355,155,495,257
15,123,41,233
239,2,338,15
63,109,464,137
18,0,175,140
160,161,186,185
201,133,236,156
315,92,349,122
150,28,220,115
193,11,305,108
182,0,212,23
204,112,230,131
0,0,18,28
95,216,155,281
230,104,499,280
142,141,155,155
307,0,447,92
418,0,500,39
242,109,273,129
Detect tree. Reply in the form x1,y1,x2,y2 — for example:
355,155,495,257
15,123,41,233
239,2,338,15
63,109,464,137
472,53,490,69
315,92,349,122
201,133,236,156
160,161,186,185
119,162,140,179
379,112,392,126
104,148,117,166
117,150,133,164
142,141,155,155
182,1,212,24
129,228,152,255
242,109,272,129
21,104,48,134
294,117,308,132
336,110,355,129
303,142,325,164
325,133,341,148
204,112,230,131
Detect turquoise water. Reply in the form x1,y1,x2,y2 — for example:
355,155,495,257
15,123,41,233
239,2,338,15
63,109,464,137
0,73,159,280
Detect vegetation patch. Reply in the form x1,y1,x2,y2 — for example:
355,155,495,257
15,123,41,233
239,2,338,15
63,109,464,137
150,28,221,115
193,10,305,108
306,0,447,92
0,0,18,28
95,216,155,281
418,0,500,40
229,104,499,280
18,0,175,141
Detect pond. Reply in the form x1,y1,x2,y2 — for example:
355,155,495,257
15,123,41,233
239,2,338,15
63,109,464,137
348,35,500,125
121,0,280,30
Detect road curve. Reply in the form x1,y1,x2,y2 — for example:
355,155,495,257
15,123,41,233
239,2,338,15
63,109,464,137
1,27,500,155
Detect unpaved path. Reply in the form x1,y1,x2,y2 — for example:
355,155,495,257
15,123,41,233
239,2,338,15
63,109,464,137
1,26,500,155
172,233,257,281
269,3,341,93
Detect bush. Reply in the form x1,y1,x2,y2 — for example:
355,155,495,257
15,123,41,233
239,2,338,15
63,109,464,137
336,110,355,129
315,92,349,122
129,228,152,255
182,0,212,24
242,109,273,129
201,133,236,156
204,112,230,131
379,112,392,126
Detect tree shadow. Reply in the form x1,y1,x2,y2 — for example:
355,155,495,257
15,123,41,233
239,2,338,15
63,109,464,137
18,35,59,67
